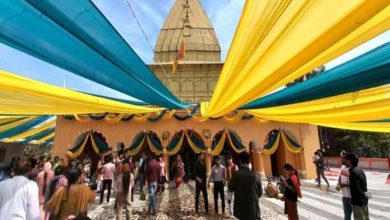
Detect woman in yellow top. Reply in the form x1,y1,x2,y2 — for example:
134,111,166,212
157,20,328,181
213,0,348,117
46,168,95,220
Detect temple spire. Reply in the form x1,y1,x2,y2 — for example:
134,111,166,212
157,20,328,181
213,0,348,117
154,0,221,63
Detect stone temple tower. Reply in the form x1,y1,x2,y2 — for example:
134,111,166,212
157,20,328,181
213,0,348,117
149,0,223,103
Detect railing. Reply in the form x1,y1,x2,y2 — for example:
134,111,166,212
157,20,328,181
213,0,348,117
324,157,390,171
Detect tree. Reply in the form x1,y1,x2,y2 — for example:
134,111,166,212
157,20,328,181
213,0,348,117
320,127,390,158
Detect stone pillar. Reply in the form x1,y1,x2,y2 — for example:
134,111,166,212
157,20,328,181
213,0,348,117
206,147,212,175
258,153,266,178
298,151,307,179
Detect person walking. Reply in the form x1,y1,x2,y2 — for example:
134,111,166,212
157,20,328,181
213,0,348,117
37,162,54,219
44,165,68,220
194,154,208,214
146,154,162,216
282,163,302,220
313,150,329,188
228,151,262,220
226,155,238,215
46,168,95,219
0,160,40,220
208,156,226,215
174,155,185,189
337,151,353,220
100,156,115,204
345,153,370,220
115,164,134,220
157,157,166,194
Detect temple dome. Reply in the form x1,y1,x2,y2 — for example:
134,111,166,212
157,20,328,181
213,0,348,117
154,0,221,63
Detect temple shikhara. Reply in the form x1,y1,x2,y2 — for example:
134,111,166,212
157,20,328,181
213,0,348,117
53,0,319,179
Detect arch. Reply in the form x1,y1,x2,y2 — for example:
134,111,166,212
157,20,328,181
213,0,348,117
66,130,110,177
211,129,246,165
182,80,194,92
126,130,163,157
195,79,207,92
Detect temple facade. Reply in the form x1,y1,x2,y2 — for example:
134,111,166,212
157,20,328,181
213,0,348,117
53,0,319,179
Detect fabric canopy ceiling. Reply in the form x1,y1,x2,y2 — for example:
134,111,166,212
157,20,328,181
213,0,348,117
243,42,390,109
0,116,55,145
201,0,390,117
0,70,161,115
0,0,188,109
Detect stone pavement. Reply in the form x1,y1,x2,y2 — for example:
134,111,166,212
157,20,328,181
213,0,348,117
88,170,390,219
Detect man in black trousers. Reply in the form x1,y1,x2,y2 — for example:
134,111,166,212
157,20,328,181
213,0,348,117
208,156,226,214
194,153,208,213
229,150,263,220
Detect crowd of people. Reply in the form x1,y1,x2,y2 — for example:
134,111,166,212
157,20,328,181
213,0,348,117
0,148,372,220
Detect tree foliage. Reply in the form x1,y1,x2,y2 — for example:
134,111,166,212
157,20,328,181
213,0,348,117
320,127,390,158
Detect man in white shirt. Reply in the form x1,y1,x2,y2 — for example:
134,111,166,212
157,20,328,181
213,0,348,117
208,156,226,214
338,151,352,220
0,160,40,220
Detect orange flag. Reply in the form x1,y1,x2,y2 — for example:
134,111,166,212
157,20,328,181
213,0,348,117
172,41,185,73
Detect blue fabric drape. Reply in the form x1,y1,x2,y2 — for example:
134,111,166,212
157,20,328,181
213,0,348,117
0,0,188,109
243,43,390,109
21,127,55,144
0,116,50,139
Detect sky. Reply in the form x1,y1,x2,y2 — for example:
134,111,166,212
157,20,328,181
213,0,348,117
0,0,388,101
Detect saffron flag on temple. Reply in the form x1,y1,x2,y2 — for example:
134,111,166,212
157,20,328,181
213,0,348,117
172,41,185,73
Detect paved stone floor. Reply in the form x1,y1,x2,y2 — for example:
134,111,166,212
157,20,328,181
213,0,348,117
88,169,390,220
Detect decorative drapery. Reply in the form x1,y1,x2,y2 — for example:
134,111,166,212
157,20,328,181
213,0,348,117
3,119,55,143
126,129,206,156
201,0,390,117
263,129,303,154
66,131,111,158
211,129,247,155
0,0,188,109
0,116,50,139
243,43,390,109
0,70,161,115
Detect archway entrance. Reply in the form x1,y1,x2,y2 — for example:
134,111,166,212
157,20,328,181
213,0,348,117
265,129,286,177
168,130,205,181
66,131,111,177
211,129,246,167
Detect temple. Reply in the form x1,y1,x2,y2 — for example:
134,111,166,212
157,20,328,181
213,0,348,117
52,0,319,179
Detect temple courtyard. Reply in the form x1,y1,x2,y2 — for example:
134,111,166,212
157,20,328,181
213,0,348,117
88,169,390,220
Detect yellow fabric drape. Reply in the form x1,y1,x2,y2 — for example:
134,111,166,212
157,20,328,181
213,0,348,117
32,132,55,144
0,116,38,132
225,131,248,153
202,0,390,117
247,85,390,124
212,131,227,156
146,135,163,155
263,132,281,155
74,115,92,123
0,70,161,115
66,133,90,158
134,113,152,122
0,116,25,125
3,119,55,142
127,137,146,156
280,131,302,153
185,131,206,154
223,111,246,123
104,113,125,123
168,132,185,156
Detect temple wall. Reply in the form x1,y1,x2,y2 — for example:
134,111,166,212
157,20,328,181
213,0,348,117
53,116,318,179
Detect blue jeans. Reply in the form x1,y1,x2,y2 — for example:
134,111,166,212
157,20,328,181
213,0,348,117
139,173,145,192
148,181,157,213
342,197,353,220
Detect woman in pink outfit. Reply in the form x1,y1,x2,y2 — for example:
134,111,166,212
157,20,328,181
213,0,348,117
37,162,54,219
